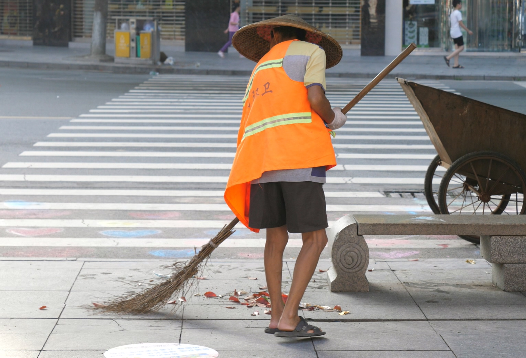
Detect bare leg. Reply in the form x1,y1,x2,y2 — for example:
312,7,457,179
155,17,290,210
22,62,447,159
454,45,464,67
278,228,328,332
264,225,288,329
447,44,464,66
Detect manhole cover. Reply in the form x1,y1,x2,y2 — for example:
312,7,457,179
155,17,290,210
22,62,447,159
104,343,219,358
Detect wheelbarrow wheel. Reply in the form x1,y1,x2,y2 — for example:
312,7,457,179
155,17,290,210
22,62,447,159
424,155,442,214
424,155,477,243
438,151,526,244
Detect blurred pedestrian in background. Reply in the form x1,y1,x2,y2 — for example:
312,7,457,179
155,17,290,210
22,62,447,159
444,0,472,69
218,6,241,58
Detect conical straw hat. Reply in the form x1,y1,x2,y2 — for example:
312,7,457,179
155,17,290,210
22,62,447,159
232,14,343,69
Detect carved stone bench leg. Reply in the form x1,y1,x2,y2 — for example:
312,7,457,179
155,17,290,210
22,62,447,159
326,215,369,292
481,235,526,292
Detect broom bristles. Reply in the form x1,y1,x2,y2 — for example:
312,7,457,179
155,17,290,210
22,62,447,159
95,218,240,314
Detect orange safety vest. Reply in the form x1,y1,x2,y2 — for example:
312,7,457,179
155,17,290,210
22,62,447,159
224,39,337,232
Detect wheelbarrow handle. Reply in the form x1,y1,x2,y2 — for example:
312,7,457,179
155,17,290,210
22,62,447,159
341,43,417,115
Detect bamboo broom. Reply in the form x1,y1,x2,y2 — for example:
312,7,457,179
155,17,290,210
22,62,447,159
95,43,416,315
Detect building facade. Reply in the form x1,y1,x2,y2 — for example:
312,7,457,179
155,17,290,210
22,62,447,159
0,0,524,52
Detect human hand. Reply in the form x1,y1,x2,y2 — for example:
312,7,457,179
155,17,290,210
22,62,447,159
224,29,228,34
328,107,347,130
468,30,473,35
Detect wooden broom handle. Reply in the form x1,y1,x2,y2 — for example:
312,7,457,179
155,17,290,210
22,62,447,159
342,43,417,115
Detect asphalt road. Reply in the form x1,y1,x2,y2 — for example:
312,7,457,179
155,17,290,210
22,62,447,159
1,68,525,260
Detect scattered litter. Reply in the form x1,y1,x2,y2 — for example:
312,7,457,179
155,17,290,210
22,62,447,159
251,311,260,316
92,303,105,308
259,286,268,290
39,306,47,310
164,57,175,65
196,277,207,280
180,297,187,302
319,306,333,311
466,259,476,264
238,290,248,295
264,309,271,315
167,300,177,304
248,277,258,280
410,259,419,261
256,297,270,306
339,311,350,316
149,71,159,76
229,296,240,303
225,307,236,309
204,291,217,298
319,269,327,273
193,293,201,297
334,305,342,312
368,268,374,272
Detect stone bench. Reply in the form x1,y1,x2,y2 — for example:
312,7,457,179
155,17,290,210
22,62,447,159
327,215,526,292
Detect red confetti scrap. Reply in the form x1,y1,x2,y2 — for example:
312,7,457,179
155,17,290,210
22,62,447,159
256,296,268,305
39,306,47,310
229,296,240,303
204,291,217,298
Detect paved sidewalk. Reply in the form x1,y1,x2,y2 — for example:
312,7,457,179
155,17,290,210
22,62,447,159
1,40,526,80
1,256,526,357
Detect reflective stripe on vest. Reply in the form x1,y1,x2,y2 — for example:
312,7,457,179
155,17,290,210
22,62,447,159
242,112,311,141
242,59,283,104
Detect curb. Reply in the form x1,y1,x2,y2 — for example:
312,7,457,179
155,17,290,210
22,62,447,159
1,60,525,81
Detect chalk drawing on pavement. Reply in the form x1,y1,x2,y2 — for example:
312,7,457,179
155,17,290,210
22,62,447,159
100,230,162,238
129,212,181,219
6,228,64,237
149,249,199,258
0,210,71,219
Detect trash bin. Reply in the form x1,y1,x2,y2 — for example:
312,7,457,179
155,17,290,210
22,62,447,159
114,17,161,64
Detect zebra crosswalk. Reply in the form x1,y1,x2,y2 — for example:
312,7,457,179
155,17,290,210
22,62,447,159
0,75,463,256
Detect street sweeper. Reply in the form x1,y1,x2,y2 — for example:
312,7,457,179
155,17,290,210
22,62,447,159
225,14,347,338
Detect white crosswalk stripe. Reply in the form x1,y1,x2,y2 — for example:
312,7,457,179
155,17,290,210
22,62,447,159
0,76,460,251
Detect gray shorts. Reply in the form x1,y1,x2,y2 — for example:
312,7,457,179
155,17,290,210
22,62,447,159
248,182,328,233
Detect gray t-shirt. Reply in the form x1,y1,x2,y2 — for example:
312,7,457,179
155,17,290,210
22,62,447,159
252,167,326,184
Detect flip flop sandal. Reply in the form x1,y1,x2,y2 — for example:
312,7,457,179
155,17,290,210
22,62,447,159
264,327,282,334
443,56,450,67
453,65,464,69
274,317,326,338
